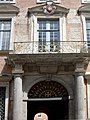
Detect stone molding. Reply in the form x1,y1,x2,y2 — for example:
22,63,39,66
6,53,89,64
28,3,69,15
0,4,19,14
6,53,89,75
0,75,11,82
78,5,90,14
12,64,24,75
75,61,85,75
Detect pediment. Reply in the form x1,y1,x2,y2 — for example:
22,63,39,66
28,2,69,15
78,5,90,13
0,4,19,14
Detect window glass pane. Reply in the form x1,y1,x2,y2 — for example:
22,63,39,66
2,32,10,50
37,19,59,52
38,19,59,41
3,21,11,30
86,19,90,29
38,21,46,30
50,32,58,41
0,22,2,30
50,21,59,30
86,19,90,47
0,20,11,50
38,32,46,41
86,19,90,40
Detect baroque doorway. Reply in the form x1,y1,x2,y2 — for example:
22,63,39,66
27,80,69,120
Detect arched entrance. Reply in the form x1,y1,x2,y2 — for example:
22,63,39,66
27,81,69,120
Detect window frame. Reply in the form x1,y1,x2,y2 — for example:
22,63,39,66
0,19,11,50
0,0,15,3
81,14,90,48
0,82,9,120
0,14,15,51
37,18,60,42
31,15,66,41
30,14,66,53
36,0,60,4
37,18,60,52
86,18,90,47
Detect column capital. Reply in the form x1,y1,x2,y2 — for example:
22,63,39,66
75,62,85,75
12,63,24,75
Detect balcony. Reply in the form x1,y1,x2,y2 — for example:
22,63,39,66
14,41,89,54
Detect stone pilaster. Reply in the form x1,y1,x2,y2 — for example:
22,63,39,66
12,64,24,120
75,62,86,119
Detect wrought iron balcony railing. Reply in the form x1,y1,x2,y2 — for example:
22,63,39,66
14,41,90,54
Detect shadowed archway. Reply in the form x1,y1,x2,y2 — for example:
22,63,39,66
27,80,69,120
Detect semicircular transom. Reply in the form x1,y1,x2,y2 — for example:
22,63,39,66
28,81,68,98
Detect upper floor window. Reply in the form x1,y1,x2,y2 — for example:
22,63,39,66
86,19,90,47
37,18,60,52
78,5,90,49
0,0,15,3
82,0,90,3
0,4,19,52
0,19,11,50
37,0,60,3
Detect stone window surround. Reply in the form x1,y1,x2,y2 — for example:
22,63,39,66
0,14,15,51
0,82,9,120
30,14,66,44
81,13,90,44
0,4,19,51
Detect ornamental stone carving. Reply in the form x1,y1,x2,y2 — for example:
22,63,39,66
43,1,56,14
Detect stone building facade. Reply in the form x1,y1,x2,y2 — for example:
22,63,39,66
0,0,90,120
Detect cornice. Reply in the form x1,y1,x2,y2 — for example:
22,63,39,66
28,3,69,15
6,53,89,66
0,74,12,81
0,3,19,14
78,4,90,14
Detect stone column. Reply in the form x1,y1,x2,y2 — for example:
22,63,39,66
12,64,24,120
87,79,90,119
85,74,90,119
75,62,86,119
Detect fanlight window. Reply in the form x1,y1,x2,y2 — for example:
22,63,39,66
28,81,68,98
